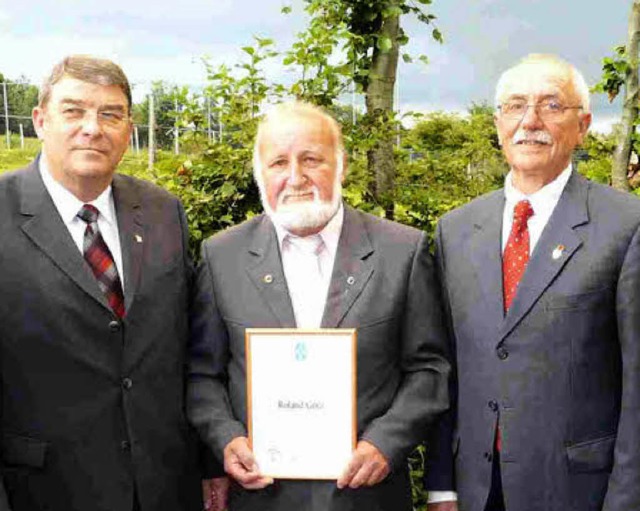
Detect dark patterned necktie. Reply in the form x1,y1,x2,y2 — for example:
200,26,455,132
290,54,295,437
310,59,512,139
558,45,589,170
503,199,534,312
77,204,125,318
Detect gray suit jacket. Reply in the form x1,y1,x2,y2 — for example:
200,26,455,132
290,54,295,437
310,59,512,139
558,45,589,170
424,172,640,511
188,205,450,511
0,161,203,511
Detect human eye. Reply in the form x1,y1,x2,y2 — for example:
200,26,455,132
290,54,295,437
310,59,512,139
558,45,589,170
302,154,322,167
502,101,526,115
269,158,288,170
541,100,563,113
99,110,125,125
62,107,84,118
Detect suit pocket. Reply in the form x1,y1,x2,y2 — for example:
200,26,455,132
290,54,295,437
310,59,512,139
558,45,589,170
544,287,612,311
566,434,615,473
1,433,48,468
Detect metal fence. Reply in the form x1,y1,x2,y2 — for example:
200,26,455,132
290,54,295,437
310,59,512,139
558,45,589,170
0,80,223,156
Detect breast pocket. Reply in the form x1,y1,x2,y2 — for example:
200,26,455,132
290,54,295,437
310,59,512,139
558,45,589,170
566,434,615,474
544,287,613,311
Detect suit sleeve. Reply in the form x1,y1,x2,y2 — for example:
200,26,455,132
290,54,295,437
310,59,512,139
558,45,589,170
187,241,247,463
603,222,640,510
423,222,457,493
177,202,226,478
360,231,452,469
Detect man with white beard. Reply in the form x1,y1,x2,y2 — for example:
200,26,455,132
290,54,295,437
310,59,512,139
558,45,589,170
187,101,451,511
424,54,640,511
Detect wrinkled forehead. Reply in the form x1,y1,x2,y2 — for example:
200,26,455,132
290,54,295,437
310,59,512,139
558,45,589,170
497,62,577,103
260,111,337,153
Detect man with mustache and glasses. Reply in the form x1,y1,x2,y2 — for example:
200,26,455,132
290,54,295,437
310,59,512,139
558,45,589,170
423,54,640,511
187,101,451,511
0,55,224,511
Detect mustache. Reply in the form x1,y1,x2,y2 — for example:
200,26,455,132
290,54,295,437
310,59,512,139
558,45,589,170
511,130,553,145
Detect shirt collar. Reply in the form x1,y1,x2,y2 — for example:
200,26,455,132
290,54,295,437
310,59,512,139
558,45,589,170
272,202,344,258
39,151,117,227
504,164,572,217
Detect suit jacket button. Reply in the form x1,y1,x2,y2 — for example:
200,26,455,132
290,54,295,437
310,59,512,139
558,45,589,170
488,400,499,412
122,378,133,390
109,320,121,333
484,451,493,462
120,440,131,452
496,347,509,360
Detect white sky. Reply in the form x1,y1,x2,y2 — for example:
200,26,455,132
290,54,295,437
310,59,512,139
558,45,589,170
0,0,631,132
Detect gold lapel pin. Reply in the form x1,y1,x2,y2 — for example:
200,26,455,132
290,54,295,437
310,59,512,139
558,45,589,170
552,244,565,260
263,274,273,284
134,234,143,243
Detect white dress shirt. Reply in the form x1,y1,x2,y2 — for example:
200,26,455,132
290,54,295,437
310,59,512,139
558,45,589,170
502,165,572,254
271,204,344,328
39,154,125,290
428,165,572,505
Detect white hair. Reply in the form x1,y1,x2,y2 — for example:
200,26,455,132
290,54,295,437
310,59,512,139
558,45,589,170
251,101,345,233
495,54,591,113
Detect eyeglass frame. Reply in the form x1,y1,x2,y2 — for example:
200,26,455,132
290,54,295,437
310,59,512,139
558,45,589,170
497,99,584,121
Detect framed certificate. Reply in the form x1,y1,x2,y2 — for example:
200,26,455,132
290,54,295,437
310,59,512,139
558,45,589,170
246,328,357,480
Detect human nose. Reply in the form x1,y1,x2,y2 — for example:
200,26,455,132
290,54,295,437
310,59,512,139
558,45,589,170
79,111,103,136
287,160,307,187
519,104,544,129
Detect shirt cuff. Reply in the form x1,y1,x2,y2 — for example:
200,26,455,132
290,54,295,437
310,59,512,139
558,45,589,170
427,491,458,504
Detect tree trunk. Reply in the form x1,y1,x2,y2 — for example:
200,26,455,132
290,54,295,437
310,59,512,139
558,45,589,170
612,0,640,191
365,14,400,219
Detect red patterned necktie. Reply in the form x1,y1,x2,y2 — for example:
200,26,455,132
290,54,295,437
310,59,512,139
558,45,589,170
502,199,534,312
77,204,125,318
495,199,534,452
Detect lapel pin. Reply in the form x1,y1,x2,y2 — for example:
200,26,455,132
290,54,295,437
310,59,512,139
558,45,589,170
552,244,565,260
263,274,273,284
134,234,143,243
346,276,355,285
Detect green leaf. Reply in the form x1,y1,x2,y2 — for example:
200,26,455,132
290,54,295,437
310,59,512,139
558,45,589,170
432,28,443,43
419,55,429,65
242,46,255,56
377,36,393,52
402,53,413,63
281,5,292,14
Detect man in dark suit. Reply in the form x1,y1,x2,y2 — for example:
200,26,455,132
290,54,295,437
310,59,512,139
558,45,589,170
424,54,640,511
188,101,451,511
0,55,217,511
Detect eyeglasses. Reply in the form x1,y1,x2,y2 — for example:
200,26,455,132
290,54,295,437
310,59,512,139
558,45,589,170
498,100,583,120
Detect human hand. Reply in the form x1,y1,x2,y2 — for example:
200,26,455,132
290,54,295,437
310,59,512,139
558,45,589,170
223,436,273,490
337,440,390,489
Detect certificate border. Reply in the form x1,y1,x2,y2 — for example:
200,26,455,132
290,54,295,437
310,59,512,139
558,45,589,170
245,328,357,480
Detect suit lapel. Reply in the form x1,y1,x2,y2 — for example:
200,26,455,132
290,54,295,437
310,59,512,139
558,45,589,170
19,163,111,312
112,175,143,313
245,216,296,327
321,206,374,328
468,191,506,331
499,172,588,341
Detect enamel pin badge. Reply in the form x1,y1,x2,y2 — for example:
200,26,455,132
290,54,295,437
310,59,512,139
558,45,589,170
552,244,565,260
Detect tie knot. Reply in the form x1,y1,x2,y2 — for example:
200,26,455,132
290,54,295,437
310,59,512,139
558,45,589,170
286,234,324,256
77,204,100,224
513,200,534,223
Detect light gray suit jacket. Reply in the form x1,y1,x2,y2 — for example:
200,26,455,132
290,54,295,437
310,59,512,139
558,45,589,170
188,205,451,511
424,172,640,511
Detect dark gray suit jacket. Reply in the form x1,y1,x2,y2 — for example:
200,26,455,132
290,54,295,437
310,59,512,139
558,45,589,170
188,205,450,511
425,172,640,511
0,162,203,511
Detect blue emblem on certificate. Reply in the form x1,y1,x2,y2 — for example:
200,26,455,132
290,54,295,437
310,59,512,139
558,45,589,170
295,341,307,361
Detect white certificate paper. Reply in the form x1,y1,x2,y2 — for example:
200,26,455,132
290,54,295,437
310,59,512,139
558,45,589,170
246,328,357,480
